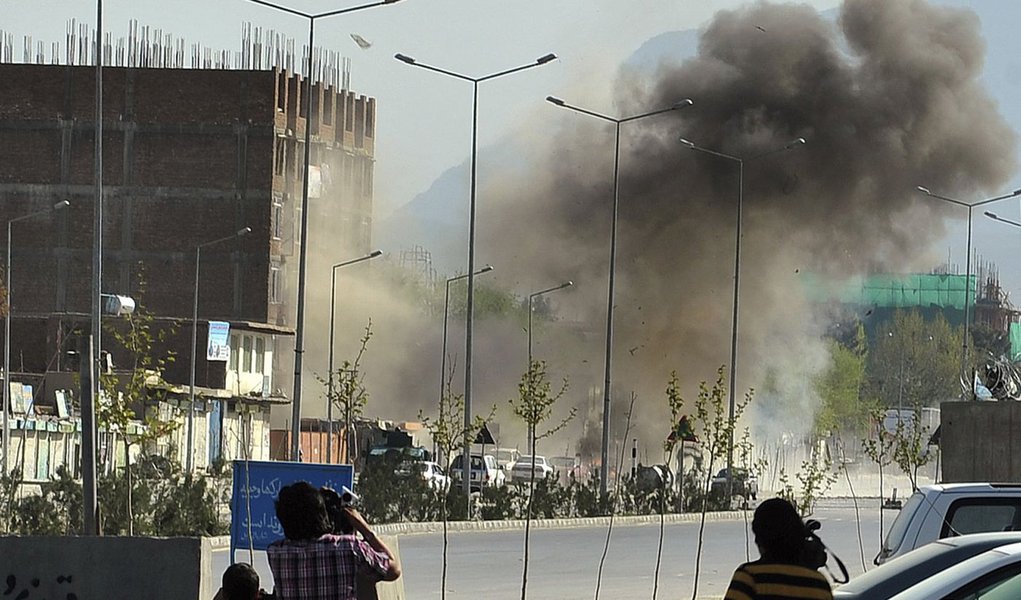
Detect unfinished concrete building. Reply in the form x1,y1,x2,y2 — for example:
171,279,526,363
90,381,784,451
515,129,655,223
0,33,377,474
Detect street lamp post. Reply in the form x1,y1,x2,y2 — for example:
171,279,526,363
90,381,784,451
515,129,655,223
244,0,405,462
325,249,382,464
3,200,70,474
678,136,805,499
917,186,1021,398
187,227,252,473
545,96,693,495
396,52,557,497
526,281,573,450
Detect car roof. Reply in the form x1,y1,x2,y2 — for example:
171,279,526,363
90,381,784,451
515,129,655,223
917,482,1021,494
890,540,1021,599
835,532,1021,598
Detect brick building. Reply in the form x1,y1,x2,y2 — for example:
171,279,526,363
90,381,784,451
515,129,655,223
0,62,376,473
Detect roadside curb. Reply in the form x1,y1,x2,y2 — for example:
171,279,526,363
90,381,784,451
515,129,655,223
208,511,751,549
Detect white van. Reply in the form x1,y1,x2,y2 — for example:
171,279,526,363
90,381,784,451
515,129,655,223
876,483,1021,564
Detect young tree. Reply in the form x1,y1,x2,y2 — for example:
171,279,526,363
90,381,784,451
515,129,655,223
511,359,575,600
862,406,897,546
99,281,180,535
419,367,492,600
689,366,752,600
653,371,686,600
319,319,372,466
891,402,933,492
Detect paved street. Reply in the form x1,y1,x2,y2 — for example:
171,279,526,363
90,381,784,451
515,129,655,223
213,502,890,598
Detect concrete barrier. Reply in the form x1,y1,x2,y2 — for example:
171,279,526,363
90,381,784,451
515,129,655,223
0,535,212,599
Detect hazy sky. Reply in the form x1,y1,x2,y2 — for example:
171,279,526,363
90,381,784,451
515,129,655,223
6,0,1021,297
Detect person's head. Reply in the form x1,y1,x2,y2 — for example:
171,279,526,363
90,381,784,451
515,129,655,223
275,481,331,540
221,562,260,600
752,497,807,563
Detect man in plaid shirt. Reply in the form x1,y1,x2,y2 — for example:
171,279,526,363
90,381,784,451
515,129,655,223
268,482,401,599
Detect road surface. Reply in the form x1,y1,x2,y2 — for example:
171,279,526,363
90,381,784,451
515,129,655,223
213,502,889,599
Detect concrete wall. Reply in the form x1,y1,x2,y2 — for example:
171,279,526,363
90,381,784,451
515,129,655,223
941,401,1021,482
0,536,212,599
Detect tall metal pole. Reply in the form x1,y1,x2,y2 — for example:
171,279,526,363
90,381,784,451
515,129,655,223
962,208,974,397
679,137,805,500
242,0,406,464
395,53,555,501
327,264,338,463
526,281,572,452
85,0,104,534
325,250,380,464
545,96,692,496
462,81,479,498
917,186,1021,399
80,334,98,535
724,159,743,499
188,245,202,473
2,220,10,475
290,17,315,462
187,228,250,473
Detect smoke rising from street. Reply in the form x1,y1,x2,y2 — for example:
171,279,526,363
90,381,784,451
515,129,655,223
475,0,1016,450
304,0,1015,463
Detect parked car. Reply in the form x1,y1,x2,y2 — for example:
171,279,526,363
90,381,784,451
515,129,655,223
396,460,450,491
510,455,555,483
889,540,1021,599
709,468,758,500
549,455,581,485
876,482,1021,565
449,454,506,491
834,532,1021,599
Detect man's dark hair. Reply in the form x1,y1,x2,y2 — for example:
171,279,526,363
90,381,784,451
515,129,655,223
222,562,260,600
275,481,331,540
752,497,807,563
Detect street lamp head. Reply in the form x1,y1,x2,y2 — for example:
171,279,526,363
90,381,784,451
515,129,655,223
546,95,565,106
986,211,999,219
536,53,557,65
1012,189,1021,197
384,0,404,3
394,53,416,65
673,99,694,109
790,137,806,147
236,227,252,237
565,280,574,288
53,200,70,210
916,185,932,195
369,249,383,258
679,138,695,149
480,265,494,273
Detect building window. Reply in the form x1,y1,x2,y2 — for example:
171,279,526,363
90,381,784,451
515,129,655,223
324,92,333,126
345,95,354,131
273,202,283,240
271,267,281,303
255,337,265,373
229,334,239,371
243,335,254,373
274,137,286,175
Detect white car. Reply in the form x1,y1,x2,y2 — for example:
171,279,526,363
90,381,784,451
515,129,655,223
449,454,506,491
510,455,554,483
415,461,450,491
877,483,1021,564
890,540,1021,599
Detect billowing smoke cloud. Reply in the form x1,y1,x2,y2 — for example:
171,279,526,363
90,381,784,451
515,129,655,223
297,0,1015,465
470,0,1017,451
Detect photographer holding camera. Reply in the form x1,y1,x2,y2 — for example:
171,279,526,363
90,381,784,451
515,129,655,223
267,481,401,600
724,497,833,600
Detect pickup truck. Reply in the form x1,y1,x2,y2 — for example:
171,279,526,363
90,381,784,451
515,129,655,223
876,482,1021,564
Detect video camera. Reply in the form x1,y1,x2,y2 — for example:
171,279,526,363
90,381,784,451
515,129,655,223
320,486,359,534
801,518,848,583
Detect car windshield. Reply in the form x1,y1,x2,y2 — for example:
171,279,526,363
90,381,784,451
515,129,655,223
882,491,926,555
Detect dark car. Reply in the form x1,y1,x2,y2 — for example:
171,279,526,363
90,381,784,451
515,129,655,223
833,532,1021,599
709,468,758,500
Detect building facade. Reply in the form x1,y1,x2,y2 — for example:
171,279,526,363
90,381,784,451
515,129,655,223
0,61,376,474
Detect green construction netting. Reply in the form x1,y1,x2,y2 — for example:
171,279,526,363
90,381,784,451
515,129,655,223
805,273,975,310
1011,322,1021,361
